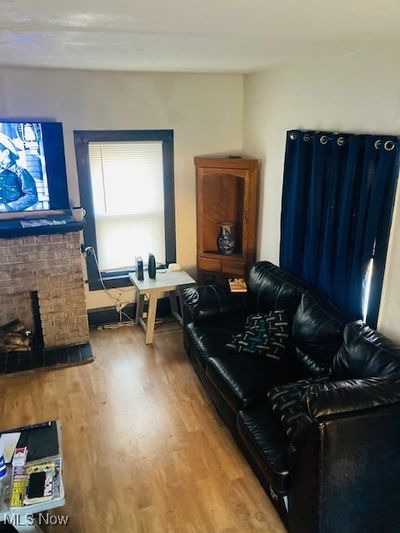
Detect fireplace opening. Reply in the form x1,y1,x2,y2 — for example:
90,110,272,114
0,288,93,374
0,319,32,353
0,291,43,356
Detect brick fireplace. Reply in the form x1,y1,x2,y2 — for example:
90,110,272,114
0,231,89,349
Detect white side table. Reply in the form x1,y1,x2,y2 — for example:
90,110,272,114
129,270,196,344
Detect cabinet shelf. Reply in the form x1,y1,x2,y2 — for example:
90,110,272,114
203,251,244,258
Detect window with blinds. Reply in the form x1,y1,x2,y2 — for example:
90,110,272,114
75,129,175,290
88,141,165,271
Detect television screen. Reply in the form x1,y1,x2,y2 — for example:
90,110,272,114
0,121,69,214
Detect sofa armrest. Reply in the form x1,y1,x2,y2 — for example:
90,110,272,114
180,284,247,326
305,376,400,420
290,389,400,533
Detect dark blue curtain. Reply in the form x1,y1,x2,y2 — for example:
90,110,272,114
280,130,400,327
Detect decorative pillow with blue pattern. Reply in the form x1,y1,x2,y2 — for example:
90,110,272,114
225,309,290,361
267,376,329,466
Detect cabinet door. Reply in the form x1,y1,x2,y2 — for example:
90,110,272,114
221,260,246,276
198,257,221,272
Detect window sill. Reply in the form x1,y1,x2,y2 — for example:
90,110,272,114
87,273,133,291
88,267,171,291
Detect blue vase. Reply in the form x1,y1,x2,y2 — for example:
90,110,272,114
217,222,235,255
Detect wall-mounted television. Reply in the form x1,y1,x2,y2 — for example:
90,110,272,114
0,121,69,219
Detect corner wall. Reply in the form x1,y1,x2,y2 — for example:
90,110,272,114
0,67,243,309
243,50,400,341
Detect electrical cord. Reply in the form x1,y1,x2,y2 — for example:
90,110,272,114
84,246,136,329
156,262,168,274
99,309,135,330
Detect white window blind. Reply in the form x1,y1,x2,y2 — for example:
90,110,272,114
88,141,165,271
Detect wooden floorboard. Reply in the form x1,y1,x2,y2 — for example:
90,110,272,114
0,323,285,532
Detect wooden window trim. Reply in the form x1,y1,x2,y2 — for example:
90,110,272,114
74,129,176,291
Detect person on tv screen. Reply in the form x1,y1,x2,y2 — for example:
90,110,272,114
0,133,38,212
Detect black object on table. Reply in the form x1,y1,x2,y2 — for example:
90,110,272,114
1,421,59,463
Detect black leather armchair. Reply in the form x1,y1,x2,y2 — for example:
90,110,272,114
181,261,400,532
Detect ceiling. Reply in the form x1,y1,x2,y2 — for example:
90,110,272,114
1,0,400,73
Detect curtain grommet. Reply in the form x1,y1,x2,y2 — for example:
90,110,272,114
337,137,346,147
384,140,395,151
374,140,382,149
320,135,328,145
289,132,297,141
303,134,311,142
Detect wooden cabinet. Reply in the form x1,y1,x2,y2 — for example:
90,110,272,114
195,157,259,284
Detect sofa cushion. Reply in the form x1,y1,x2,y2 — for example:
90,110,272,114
238,402,291,493
247,261,305,314
186,316,246,369
206,354,285,412
330,321,400,380
292,291,347,373
225,310,290,361
267,377,328,463
267,381,312,449
226,332,286,362
245,310,290,337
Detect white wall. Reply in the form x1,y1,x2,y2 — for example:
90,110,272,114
243,50,400,342
0,67,243,309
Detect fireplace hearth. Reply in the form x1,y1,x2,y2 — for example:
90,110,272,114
0,341,93,375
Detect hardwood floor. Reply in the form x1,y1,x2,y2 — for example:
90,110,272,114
0,322,285,532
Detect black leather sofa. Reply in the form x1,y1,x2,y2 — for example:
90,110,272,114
181,261,400,533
